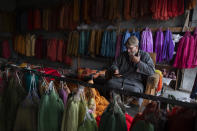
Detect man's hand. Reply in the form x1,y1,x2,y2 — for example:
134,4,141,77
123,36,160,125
130,55,140,63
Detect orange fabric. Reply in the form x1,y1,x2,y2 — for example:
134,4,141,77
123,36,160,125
156,73,163,92
89,30,96,57
124,0,131,20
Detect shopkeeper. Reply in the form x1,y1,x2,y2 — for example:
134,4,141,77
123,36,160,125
106,36,155,106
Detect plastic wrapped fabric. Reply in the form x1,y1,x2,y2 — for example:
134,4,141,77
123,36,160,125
14,74,40,131
38,81,64,131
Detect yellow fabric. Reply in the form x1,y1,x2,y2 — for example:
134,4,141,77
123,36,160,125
85,80,109,118
89,30,96,57
30,35,36,56
25,34,31,56
43,9,49,31
21,35,26,55
95,31,102,55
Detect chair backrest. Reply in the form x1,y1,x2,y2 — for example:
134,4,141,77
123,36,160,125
148,53,156,65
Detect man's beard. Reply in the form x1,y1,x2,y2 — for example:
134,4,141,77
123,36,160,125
128,51,137,56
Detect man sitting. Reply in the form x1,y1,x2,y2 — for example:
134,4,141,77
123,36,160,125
105,36,155,106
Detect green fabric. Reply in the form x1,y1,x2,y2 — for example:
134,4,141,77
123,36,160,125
131,120,154,131
61,95,80,131
78,113,98,131
78,99,87,126
98,96,127,131
38,88,64,131
25,73,39,92
0,77,27,131
14,75,40,131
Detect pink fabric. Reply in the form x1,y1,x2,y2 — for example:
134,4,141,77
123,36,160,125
173,31,196,69
193,28,197,66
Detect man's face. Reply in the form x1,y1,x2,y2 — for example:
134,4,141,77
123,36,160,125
126,44,138,56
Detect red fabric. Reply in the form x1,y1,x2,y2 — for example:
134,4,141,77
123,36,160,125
125,113,134,131
151,0,184,20
33,9,41,29
47,39,57,62
37,67,61,82
2,40,11,59
96,116,101,127
35,36,43,59
167,107,197,131
27,10,33,30
57,40,64,62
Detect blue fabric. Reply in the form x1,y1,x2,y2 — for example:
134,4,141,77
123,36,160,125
121,30,130,52
85,31,90,56
101,31,107,56
111,31,117,57
79,31,85,55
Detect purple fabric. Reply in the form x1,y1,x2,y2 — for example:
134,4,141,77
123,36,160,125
154,29,164,62
115,34,122,59
58,88,68,106
162,29,174,61
140,28,153,53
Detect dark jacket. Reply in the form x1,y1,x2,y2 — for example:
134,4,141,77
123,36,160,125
111,50,155,82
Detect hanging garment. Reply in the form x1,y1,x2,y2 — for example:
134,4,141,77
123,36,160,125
180,32,193,68
21,35,26,55
2,40,11,59
14,74,40,131
100,31,108,56
79,31,86,55
131,120,154,131
58,83,70,107
35,36,43,59
30,34,36,57
98,94,127,131
25,34,31,57
0,76,27,131
193,28,197,66
131,0,139,18
140,28,153,53
20,11,28,32
162,29,174,62
33,9,41,29
186,34,195,68
115,34,122,59
81,0,91,24
42,9,49,31
28,10,33,30
95,31,102,56
78,112,98,131
109,31,117,57
154,29,164,62
57,40,64,62
139,0,150,17
47,39,58,62
95,0,104,22
25,72,39,93
38,81,64,131
89,30,96,57
61,95,86,131
124,0,131,20
121,30,131,52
